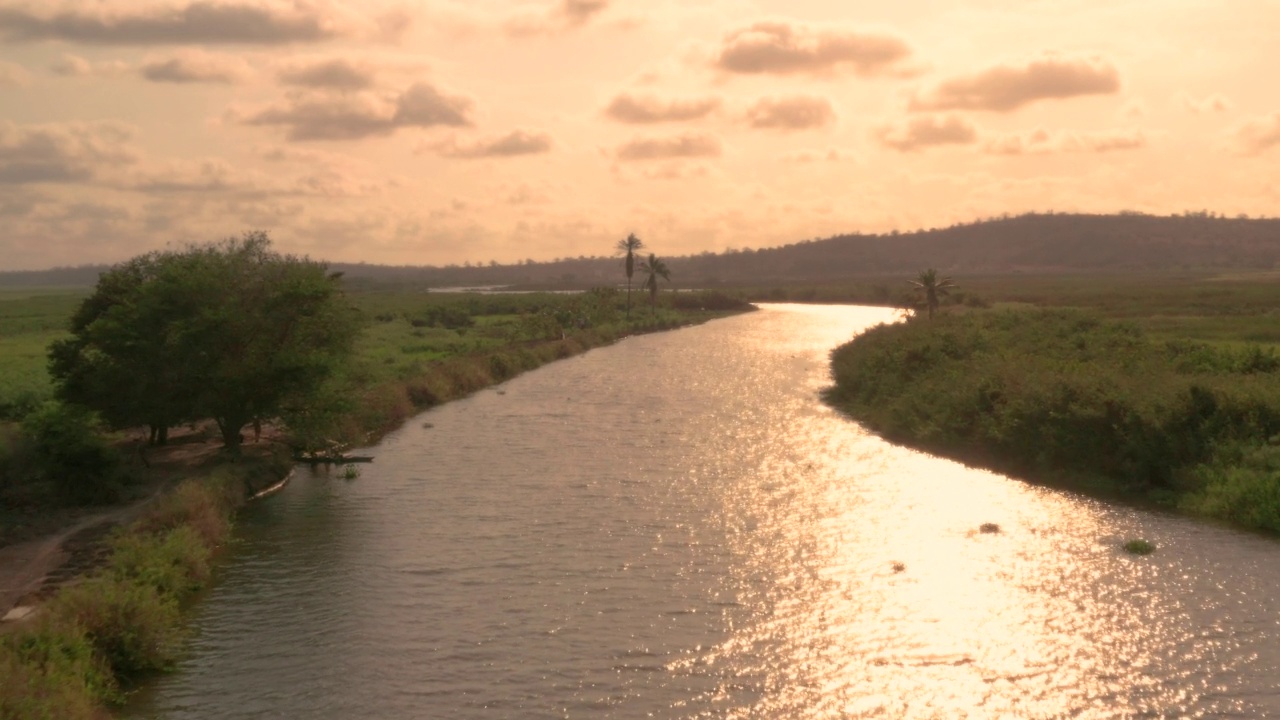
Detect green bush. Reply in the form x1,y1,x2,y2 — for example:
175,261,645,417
20,402,128,506
51,575,183,681
0,616,118,717
105,525,213,600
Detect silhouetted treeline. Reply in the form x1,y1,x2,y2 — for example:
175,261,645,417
6,212,1279,289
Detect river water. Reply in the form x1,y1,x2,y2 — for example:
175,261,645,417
127,304,1280,719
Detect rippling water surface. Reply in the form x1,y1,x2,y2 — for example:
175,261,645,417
128,304,1280,719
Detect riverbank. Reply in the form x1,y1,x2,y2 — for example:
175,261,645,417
827,307,1280,532
0,299,753,719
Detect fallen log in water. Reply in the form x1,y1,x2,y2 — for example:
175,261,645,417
292,455,375,464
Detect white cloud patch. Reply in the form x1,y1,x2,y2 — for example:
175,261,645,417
745,95,835,130
429,130,553,158
238,82,473,141
0,120,137,184
615,133,721,161
1180,92,1232,114
140,50,251,84
713,21,912,76
876,115,977,152
1231,113,1280,156
983,128,1146,155
603,93,720,124
911,55,1120,113
780,147,852,163
49,53,129,77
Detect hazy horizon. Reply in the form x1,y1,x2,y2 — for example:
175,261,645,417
2,0,1278,271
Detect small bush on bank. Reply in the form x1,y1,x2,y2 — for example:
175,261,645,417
0,616,118,718
20,402,130,506
50,576,183,681
106,525,213,599
1123,539,1155,555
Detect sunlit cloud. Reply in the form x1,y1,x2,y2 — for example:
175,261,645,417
604,93,720,124
0,1,385,45
615,133,721,161
49,53,130,77
237,82,473,141
713,20,912,76
1179,92,1233,114
1230,113,1280,156
745,95,835,130
504,0,609,37
911,55,1120,112
0,121,138,184
876,114,977,152
277,57,376,90
780,147,853,163
983,128,1146,155
140,50,251,84
428,130,553,158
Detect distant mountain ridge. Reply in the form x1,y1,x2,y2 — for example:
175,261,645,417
4,213,1279,288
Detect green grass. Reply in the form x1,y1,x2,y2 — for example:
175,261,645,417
1123,539,1155,555
0,288,87,418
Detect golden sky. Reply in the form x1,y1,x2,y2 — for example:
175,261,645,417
2,0,1278,270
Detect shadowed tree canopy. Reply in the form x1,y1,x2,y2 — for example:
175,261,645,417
49,232,361,451
615,233,644,320
639,253,671,316
910,268,955,319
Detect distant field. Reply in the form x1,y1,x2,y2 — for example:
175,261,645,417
0,288,86,417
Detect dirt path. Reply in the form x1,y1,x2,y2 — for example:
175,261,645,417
0,425,272,621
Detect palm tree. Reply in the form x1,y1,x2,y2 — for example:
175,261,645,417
639,253,671,317
910,268,955,319
615,233,644,320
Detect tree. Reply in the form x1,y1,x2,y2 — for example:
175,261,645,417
909,268,955,320
639,254,671,317
615,233,644,320
50,232,361,453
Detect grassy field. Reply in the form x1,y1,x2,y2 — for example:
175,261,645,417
0,288,87,418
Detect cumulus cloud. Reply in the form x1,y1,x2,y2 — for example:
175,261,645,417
0,1,375,45
745,96,835,130
277,57,375,90
239,82,473,141
505,0,609,37
1180,92,1232,114
0,60,30,86
1231,114,1280,156
911,55,1120,113
603,93,720,124
876,115,976,152
430,130,553,158
983,128,1146,155
780,147,852,163
713,21,912,76
0,121,136,184
616,133,721,161
140,50,250,83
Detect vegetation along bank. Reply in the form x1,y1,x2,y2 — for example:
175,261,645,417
828,299,1280,532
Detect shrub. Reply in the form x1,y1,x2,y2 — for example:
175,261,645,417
130,479,234,548
0,616,118,717
50,576,182,681
1123,539,1155,555
20,402,129,505
105,525,213,600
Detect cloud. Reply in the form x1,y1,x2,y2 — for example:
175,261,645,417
0,1,373,45
1180,92,1232,114
140,50,250,83
49,53,129,77
911,55,1120,113
0,120,136,184
876,115,976,152
239,82,473,141
745,96,835,130
780,147,852,163
603,93,719,124
983,128,1146,155
713,21,912,76
277,57,376,90
0,60,29,86
430,130,553,158
505,0,609,37
616,133,721,161
1231,114,1280,156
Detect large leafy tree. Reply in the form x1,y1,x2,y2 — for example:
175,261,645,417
909,268,956,320
50,232,361,452
639,254,671,317
615,233,644,320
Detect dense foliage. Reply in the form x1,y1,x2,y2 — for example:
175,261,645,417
828,309,1280,530
49,233,361,450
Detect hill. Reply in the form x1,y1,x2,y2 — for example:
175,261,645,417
4,212,1278,289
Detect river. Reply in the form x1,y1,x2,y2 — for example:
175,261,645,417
127,304,1280,718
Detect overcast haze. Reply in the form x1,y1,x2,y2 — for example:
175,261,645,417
1,0,1278,270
